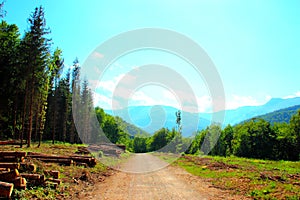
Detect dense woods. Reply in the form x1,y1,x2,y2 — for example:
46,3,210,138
1,7,72,146
187,110,300,161
0,6,134,148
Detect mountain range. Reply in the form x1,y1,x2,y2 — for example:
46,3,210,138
105,97,300,137
242,104,300,125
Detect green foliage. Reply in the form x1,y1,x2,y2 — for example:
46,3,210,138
187,110,300,161
245,105,300,125
133,135,148,153
115,116,149,137
232,119,276,159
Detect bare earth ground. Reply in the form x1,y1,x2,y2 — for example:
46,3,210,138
83,154,249,200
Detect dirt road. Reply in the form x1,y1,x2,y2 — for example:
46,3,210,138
84,154,247,200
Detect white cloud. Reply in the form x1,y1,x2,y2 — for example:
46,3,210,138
226,95,266,110
196,96,212,113
283,91,300,99
96,74,125,93
92,92,111,109
130,91,158,106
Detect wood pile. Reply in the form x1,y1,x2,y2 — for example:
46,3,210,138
0,169,27,198
0,150,97,198
76,143,125,157
27,152,97,167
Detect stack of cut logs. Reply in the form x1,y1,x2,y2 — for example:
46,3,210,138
76,143,126,157
26,152,97,167
0,151,96,198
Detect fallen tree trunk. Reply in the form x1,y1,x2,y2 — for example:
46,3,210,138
0,156,24,163
0,151,26,157
0,169,20,182
44,170,60,179
46,178,61,185
0,181,14,198
36,158,73,166
27,152,96,167
20,173,44,181
0,163,20,169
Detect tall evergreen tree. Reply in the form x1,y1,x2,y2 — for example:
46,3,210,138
20,6,51,147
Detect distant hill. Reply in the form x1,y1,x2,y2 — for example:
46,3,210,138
106,106,211,137
105,97,300,136
114,116,150,137
203,97,300,125
243,105,300,124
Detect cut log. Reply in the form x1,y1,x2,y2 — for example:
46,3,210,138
0,156,18,163
20,173,43,181
12,177,26,189
37,158,73,166
0,163,20,169
46,178,61,185
27,152,96,167
76,146,90,154
44,170,60,179
0,169,20,182
0,151,26,157
0,181,14,198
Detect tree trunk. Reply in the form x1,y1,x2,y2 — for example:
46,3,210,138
20,82,29,148
27,86,34,147
52,84,57,144
13,96,18,140
70,119,75,144
34,105,39,142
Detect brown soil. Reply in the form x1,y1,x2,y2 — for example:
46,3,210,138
83,154,249,200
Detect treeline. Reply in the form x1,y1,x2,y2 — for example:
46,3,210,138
129,110,300,161
187,110,300,161
0,6,97,147
132,128,190,153
94,108,188,153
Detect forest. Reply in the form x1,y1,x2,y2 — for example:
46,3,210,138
0,5,299,161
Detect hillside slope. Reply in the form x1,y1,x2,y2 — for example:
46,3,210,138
245,104,300,124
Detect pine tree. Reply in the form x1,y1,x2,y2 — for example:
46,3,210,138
70,58,80,143
20,6,51,147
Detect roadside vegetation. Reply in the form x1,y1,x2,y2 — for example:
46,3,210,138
159,154,300,199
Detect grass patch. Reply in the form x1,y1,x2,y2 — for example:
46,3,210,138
174,155,300,199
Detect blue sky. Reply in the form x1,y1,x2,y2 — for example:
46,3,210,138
3,0,300,112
